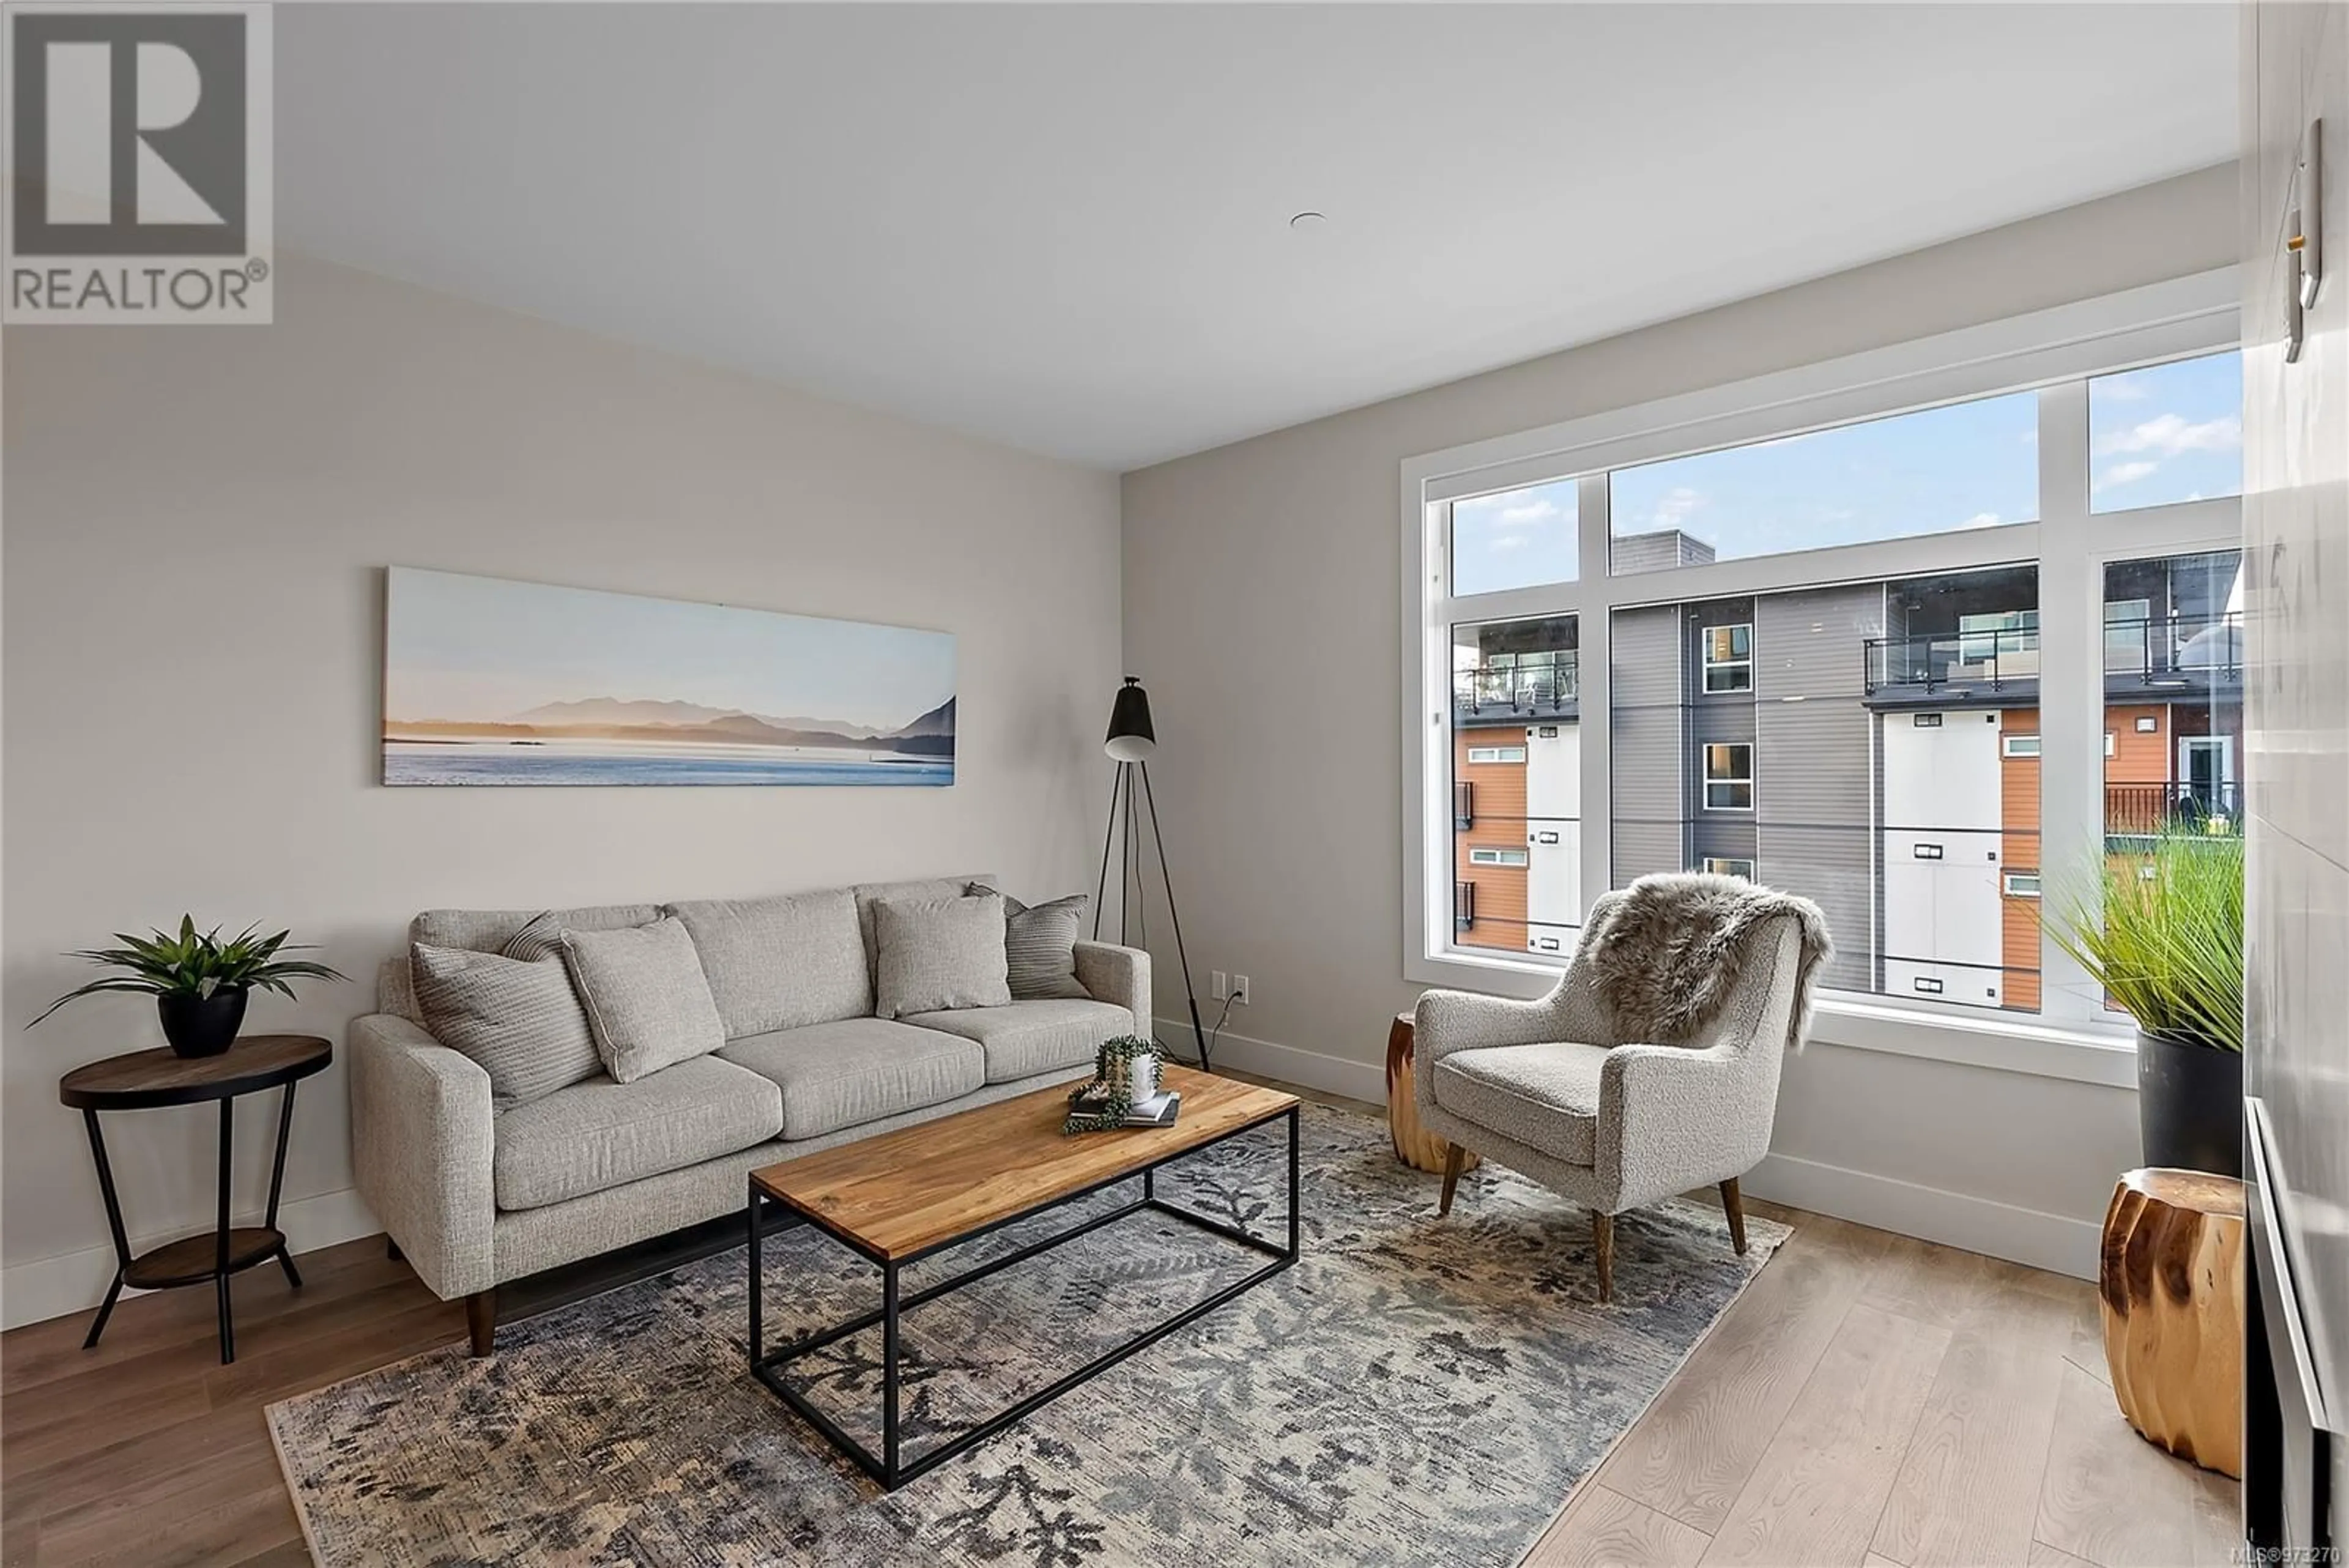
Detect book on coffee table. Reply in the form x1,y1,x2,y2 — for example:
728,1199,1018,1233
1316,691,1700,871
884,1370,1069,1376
1069,1087,1182,1128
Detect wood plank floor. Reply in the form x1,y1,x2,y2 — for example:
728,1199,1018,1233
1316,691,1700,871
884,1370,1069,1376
2,1075,2240,1567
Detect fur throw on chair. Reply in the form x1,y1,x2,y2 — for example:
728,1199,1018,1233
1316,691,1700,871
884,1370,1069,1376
1581,873,1833,1052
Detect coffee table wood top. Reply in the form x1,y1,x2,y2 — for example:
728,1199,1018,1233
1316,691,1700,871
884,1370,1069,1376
752,1065,1297,1261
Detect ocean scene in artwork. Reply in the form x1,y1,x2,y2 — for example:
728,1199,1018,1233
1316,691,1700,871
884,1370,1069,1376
382,568,955,786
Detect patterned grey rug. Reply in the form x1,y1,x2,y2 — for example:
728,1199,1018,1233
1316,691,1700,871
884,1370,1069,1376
269,1105,1786,1567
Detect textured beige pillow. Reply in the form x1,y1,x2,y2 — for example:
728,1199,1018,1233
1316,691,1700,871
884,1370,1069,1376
409,942,601,1107
873,894,1012,1019
558,916,727,1083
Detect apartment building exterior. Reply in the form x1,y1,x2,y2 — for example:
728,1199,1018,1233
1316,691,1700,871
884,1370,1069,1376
1452,551,2243,1014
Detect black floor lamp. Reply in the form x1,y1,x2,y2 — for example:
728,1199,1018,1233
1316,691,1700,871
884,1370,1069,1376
1094,677,1210,1072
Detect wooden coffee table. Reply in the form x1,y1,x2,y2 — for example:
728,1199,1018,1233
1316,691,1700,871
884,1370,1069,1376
746,1065,1299,1489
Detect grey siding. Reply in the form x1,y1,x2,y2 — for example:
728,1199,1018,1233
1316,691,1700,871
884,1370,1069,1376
1609,606,1684,882
1755,584,1885,994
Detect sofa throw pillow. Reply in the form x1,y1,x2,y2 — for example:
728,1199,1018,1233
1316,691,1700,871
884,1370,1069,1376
665,889,870,1036
558,916,729,1083
968,884,1093,1001
409,941,602,1107
874,893,1012,1019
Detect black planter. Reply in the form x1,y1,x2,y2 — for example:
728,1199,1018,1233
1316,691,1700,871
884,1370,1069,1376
157,987,248,1058
2136,1028,2243,1176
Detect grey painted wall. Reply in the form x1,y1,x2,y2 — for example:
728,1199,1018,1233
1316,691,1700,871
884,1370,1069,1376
2,257,1123,1323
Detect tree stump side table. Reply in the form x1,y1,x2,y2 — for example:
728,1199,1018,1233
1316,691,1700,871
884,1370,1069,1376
2098,1165,2245,1478
59,1033,333,1365
1386,1011,1479,1176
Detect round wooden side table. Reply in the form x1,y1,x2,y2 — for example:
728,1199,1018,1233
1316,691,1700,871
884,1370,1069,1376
59,1033,333,1365
1385,1010,1479,1176
2099,1165,2245,1478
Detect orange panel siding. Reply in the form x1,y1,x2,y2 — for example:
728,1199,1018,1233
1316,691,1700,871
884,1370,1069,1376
1453,727,1530,953
2000,706,2042,1011
2106,704,2172,787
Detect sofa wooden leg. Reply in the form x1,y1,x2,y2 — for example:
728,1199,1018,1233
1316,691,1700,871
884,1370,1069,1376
1593,1212,1615,1303
385,1236,403,1263
1438,1143,1466,1217
466,1290,496,1358
1721,1177,1748,1255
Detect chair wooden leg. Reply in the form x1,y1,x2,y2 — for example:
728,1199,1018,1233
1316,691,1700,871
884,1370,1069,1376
1721,1177,1748,1255
466,1290,497,1358
1438,1143,1466,1217
1592,1211,1616,1302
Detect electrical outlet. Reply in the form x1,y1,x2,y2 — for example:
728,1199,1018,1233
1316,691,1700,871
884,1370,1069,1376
1231,975,1252,1006
1211,970,1228,1000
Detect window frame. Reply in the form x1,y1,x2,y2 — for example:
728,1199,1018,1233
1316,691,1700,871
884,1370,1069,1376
1468,845,1530,868
1702,742,1755,811
1701,622,1755,694
1703,856,1758,880
1401,269,2240,1087
1465,744,1527,765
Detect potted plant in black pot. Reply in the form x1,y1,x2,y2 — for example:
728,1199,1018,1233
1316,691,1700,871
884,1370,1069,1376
2044,832,2244,1175
28,916,347,1057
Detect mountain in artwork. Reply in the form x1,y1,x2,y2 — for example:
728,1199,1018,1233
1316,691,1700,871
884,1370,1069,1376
385,695,952,754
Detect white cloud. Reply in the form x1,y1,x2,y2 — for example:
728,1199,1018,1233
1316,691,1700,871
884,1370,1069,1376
1648,486,1704,529
2099,377,2153,402
2094,460,2161,494
2097,412,2241,458
1495,499,1560,527
2019,429,2038,447
1488,535,1528,552
1959,511,2002,529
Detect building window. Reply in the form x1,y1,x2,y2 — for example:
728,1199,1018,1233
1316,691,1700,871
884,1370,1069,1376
1702,744,1753,811
1703,857,1757,880
1469,846,1530,868
1466,745,1527,765
1409,277,2241,1044
1702,623,1754,693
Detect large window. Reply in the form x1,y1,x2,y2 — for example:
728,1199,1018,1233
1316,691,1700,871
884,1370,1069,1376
1408,280,2241,1049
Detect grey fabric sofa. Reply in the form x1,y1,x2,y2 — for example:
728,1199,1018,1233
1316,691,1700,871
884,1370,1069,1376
350,875,1149,1353
1411,891,1802,1302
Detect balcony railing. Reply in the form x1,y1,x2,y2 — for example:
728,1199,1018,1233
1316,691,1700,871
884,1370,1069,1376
1453,781,1475,830
1455,650,1579,718
1863,612,2244,696
1863,625,2041,694
2104,613,2244,687
2107,780,2244,837
1453,880,1476,931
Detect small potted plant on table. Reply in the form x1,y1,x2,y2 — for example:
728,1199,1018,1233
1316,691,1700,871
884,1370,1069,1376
2044,832,2244,1176
28,916,347,1057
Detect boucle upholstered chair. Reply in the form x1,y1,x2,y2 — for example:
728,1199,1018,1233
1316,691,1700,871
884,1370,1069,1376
1411,890,1806,1301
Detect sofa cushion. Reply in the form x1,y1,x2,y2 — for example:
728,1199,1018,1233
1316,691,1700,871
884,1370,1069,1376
412,902,662,956
491,1055,781,1211
1431,1041,1611,1167
903,998,1134,1084
409,940,601,1107
666,889,869,1037
874,894,1012,1019
560,917,728,1083
716,1017,984,1140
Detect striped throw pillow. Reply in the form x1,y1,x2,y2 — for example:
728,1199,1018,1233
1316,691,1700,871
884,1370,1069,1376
970,885,1093,1001
410,939,602,1106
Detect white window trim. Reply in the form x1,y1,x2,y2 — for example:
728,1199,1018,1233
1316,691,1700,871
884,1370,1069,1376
1704,856,1757,879
2004,873,2044,897
1469,845,1530,868
1702,623,1755,693
1400,268,2239,1087
1466,745,1527,764
2003,734,2043,757
1702,743,1755,812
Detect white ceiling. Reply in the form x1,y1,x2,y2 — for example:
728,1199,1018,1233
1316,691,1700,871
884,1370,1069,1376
279,4,2236,472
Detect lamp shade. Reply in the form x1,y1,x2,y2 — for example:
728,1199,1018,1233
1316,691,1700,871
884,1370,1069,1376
1104,677,1157,760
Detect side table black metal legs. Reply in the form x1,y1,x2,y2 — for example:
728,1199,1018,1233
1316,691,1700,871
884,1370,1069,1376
80,1077,308,1364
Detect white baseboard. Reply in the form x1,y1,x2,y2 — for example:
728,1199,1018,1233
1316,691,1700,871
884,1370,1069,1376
1743,1151,2101,1280
1159,1017,1389,1107
1160,1016,2101,1282
2,1186,381,1332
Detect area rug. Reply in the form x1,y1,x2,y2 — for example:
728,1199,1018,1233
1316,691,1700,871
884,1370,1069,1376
268,1104,1786,1567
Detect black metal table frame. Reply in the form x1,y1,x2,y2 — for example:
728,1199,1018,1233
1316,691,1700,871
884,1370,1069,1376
80,1081,308,1364
747,1103,1299,1490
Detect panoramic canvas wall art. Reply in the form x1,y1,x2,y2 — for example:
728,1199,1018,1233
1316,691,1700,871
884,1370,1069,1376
382,568,956,786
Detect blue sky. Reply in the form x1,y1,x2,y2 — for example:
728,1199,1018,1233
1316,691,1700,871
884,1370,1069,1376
384,568,955,728
1450,352,2241,594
